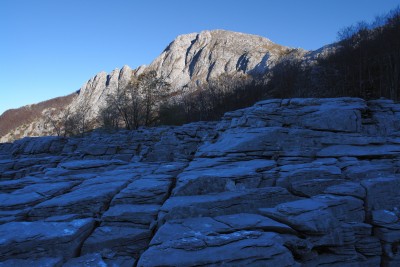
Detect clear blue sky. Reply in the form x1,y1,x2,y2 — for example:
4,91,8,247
1,0,400,115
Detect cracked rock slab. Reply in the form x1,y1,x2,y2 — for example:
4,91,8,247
81,226,151,258
102,204,160,228
0,218,94,261
29,180,128,219
159,187,301,223
0,257,63,267
139,230,297,267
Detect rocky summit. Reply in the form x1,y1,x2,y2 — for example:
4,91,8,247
1,97,400,266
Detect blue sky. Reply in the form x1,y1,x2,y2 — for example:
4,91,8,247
1,0,400,115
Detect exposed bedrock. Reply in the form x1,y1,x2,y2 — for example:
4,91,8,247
1,98,400,266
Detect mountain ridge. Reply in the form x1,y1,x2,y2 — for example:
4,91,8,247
0,29,314,142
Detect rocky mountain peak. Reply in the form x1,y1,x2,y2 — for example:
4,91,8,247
148,29,292,89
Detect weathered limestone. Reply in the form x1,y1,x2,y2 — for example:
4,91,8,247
159,187,301,224
0,219,94,261
1,98,400,266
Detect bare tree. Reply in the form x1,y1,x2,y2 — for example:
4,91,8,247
98,71,170,130
137,70,170,126
59,94,91,137
43,108,62,136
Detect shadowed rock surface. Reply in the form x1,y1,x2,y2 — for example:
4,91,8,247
1,97,400,266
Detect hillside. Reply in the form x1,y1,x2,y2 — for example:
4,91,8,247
0,93,77,142
0,30,298,142
1,97,400,266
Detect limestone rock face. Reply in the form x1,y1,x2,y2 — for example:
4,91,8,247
1,97,400,266
70,65,136,122
147,30,291,89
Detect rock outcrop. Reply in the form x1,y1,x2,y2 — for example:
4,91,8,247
1,97,400,266
148,30,293,89
69,30,294,127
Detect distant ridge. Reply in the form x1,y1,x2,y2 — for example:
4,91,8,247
0,30,307,142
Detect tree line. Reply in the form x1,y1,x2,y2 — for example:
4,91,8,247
266,6,400,100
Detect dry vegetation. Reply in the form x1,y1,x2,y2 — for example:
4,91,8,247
0,93,77,139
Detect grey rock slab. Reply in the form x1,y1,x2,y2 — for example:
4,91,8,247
346,222,373,239
63,253,136,267
173,159,276,196
139,231,297,267
76,171,135,188
150,217,231,246
372,210,399,226
76,144,110,156
102,204,160,228
372,210,400,231
324,182,366,199
343,159,397,180
44,214,84,222
355,236,382,256
290,178,344,197
317,144,400,157
81,226,151,257
59,159,126,170
184,157,275,172
10,136,66,155
214,213,296,234
0,159,15,174
0,257,63,267
159,187,301,223
152,214,296,246
259,199,344,243
362,177,400,212
312,194,365,223
29,180,128,219
62,253,107,267
12,156,61,169
0,209,29,224
111,175,173,205
276,163,342,189
302,253,380,267
13,181,77,197
374,227,400,243
0,175,46,193
0,218,94,260
197,127,324,158
299,108,361,132
154,162,188,175
0,192,45,211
